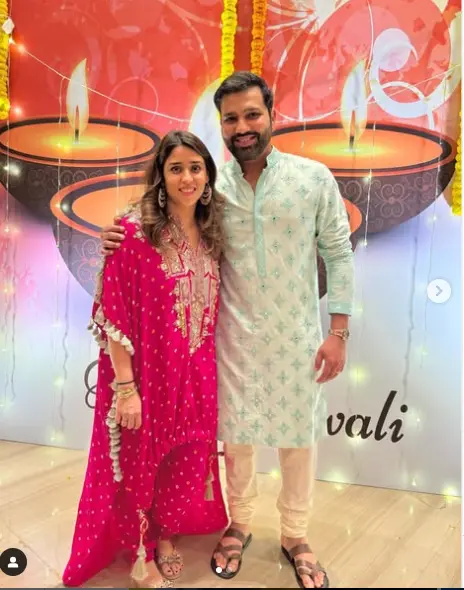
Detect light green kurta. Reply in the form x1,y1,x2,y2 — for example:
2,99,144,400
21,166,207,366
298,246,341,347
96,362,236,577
215,147,354,448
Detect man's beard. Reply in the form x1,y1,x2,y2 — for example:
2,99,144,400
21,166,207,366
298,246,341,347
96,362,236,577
225,126,272,162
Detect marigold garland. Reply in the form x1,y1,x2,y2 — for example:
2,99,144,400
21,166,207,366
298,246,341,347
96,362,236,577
250,0,267,76
0,0,10,119
220,0,238,81
451,110,461,216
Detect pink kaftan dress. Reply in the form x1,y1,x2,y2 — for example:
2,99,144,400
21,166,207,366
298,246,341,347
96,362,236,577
62,208,228,587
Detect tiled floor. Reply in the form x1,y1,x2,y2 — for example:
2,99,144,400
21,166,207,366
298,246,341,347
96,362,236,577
0,441,460,588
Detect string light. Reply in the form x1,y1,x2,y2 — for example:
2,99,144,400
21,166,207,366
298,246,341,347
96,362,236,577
1,13,457,505
50,430,65,444
3,163,20,176
9,41,190,123
348,365,368,384
348,434,365,447
442,486,458,500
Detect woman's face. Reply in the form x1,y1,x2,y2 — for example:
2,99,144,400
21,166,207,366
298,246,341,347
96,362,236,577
163,145,208,210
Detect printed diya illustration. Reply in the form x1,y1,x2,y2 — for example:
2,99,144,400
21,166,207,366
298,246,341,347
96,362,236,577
0,49,458,298
0,60,160,221
273,59,457,235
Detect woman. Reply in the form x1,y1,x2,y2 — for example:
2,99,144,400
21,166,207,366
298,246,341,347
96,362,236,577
62,130,228,588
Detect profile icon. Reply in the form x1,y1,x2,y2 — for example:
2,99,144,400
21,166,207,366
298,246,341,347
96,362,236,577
0,548,27,576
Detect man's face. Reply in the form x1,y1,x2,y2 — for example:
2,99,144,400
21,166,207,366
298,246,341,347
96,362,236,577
219,87,273,163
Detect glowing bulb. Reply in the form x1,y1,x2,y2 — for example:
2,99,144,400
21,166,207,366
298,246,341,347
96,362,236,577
411,478,417,487
349,434,364,446
409,505,414,515
443,486,458,500
354,304,364,317
13,106,22,116
4,163,21,176
61,203,69,212
334,483,343,491
270,469,281,479
16,43,26,53
349,365,368,384
54,376,65,387
3,226,9,233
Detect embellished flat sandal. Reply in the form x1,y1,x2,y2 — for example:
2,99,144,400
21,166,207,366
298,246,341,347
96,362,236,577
281,543,329,588
130,561,173,589
156,547,184,581
211,527,252,579
131,575,173,588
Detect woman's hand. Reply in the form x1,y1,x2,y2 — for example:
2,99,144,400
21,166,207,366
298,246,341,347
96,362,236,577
116,392,142,430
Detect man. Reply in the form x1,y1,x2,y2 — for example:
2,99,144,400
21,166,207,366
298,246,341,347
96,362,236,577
101,71,354,589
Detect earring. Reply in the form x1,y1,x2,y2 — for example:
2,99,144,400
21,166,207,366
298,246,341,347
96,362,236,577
158,186,166,208
200,183,212,206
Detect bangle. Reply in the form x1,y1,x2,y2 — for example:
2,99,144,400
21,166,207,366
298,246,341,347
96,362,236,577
111,380,136,391
116,387,138,400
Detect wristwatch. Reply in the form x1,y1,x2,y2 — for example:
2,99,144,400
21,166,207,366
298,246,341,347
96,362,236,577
328,328,350,341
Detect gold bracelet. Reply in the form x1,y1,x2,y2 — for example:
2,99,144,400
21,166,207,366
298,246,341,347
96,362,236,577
116,387,138,400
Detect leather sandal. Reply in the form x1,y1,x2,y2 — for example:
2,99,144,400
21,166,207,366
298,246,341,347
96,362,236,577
210,527,253,579
281,543,329,588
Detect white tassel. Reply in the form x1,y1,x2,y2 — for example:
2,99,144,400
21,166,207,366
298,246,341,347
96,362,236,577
131,543,148,582
131,511,149,582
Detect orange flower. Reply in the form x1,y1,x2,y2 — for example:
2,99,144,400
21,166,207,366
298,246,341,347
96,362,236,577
250,0,267,76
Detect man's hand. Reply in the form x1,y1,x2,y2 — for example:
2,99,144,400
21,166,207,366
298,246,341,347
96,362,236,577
101,216,125,255
314,335,346,383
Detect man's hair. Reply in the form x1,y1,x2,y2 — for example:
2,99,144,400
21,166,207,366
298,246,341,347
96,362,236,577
213,71,274,116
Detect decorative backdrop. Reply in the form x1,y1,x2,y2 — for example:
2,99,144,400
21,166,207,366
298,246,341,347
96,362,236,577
0,0,461,497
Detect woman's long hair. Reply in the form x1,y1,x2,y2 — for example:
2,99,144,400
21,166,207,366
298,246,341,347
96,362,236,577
139,130,225,260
